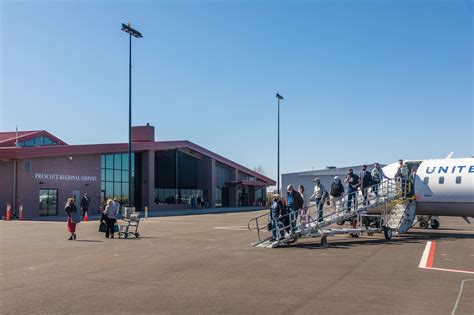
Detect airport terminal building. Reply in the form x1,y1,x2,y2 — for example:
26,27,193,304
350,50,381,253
0,124,274,218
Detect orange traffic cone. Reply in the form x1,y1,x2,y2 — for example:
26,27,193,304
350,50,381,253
6,207,11,221
19,205,23,220
84,211,89,222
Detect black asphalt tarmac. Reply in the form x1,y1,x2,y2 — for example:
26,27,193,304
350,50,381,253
1,212,473,314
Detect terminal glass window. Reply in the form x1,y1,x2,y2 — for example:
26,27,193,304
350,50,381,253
255,187,266,205
154,188,204,205
18,136,58,147
101,153,135,205
215,164,232,207
39,189,58,215
455,176,462,184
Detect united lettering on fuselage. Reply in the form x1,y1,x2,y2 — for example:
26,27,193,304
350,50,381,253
425,165,474,174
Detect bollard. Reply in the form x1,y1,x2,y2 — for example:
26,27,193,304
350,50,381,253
6,204,11,221
19,205,23,220
145,206,148,219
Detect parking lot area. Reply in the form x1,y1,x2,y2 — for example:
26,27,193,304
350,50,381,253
1,212,473,314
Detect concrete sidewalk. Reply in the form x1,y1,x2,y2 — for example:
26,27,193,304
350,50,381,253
20,206,268,221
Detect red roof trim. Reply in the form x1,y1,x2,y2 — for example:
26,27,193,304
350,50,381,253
0,140,275,185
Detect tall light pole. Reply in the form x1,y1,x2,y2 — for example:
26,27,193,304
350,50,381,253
276,93,284,194
121,22,143,207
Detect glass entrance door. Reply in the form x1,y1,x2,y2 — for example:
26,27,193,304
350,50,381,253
39,189,58,215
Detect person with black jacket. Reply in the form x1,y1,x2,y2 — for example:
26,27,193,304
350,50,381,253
269,194,285,240
359,165,373,206
286,185,303,235
344,169,360,212
329,176,345,216
80,193,91,218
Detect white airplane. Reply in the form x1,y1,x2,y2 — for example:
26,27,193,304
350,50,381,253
382,156,474,229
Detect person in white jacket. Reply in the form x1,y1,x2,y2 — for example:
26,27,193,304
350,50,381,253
103,199,119,239
310,178,328,222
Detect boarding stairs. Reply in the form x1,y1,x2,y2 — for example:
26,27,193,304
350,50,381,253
248,178,415,248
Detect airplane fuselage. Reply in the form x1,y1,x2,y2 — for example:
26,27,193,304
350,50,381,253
383,158,474,217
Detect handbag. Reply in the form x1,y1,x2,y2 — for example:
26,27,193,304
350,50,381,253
98,222,107,233
267,215,273,231
70,212,81,224
113,222,119,233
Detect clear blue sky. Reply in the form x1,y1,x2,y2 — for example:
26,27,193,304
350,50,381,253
1,0,472,179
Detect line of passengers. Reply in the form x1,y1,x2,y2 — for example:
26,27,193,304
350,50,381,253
269,161,413,241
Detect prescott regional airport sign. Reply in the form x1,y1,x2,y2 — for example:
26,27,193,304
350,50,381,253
35,173,98,182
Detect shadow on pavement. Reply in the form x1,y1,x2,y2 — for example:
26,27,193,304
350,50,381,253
277,230,474,250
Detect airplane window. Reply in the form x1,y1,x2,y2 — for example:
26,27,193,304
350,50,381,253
456,176,462,184
438,176,444,184
423,177,429,184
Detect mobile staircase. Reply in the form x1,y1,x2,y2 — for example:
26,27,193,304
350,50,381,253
248,178,416,248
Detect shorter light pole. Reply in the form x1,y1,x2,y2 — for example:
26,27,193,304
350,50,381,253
276,93,284,194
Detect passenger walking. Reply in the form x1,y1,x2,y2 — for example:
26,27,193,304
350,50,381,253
329,176,345,216
103,199,118,239
395,159,409,195
113,198,121,218
200,196,205,209
286,185,303,235
269,194,285,240
191,195,196,209
298,185,310,231
359,165,372,206
344,169,360,212
371,163,386,197
310,178,328,222
80,193,91,217
64,198,78,240
408,168,417,197
197,196,202,209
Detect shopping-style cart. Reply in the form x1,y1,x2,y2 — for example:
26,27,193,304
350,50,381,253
118,212,141,239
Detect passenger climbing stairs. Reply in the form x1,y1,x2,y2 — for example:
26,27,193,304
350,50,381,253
248,178,416,248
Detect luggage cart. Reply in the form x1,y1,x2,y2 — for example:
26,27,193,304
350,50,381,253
118,212,141,239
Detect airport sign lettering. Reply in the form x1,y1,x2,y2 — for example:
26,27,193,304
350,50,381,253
35,173,97,182
425,165,474,174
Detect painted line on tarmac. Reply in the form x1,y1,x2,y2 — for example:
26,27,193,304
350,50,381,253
451,279,474,315
214,226,249,231
419,240,435,268
428,267,474,275
419,241,474,275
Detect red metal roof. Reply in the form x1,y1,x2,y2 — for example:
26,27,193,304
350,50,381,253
0,140,275,185
0,131,40,143
0,130,67,147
